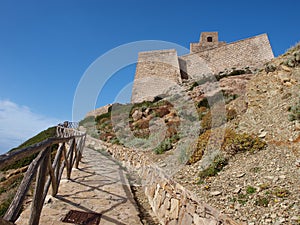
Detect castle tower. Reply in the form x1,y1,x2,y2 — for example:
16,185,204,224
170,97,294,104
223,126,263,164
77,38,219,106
190,32,226,53
131,49,181,103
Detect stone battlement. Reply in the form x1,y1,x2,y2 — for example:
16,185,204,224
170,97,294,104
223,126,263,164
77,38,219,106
131,32,274,103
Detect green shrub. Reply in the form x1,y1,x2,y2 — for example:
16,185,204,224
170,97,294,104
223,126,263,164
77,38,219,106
223,129,267,155
153,134,180,154
188,128,266,164
154,138,173,154
288,99,300,121
198,155,228,180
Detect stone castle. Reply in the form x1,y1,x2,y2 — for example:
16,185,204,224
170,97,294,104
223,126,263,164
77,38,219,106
131,32,274,103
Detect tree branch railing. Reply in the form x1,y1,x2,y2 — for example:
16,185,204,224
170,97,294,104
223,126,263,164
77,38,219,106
0,124,86,224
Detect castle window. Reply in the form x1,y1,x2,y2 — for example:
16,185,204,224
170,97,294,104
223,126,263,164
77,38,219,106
207,36,213,42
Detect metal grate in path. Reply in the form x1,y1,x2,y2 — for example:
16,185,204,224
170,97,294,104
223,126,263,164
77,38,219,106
62,210,101,225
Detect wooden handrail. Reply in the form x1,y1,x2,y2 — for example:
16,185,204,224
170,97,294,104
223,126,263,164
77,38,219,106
0,125,86,224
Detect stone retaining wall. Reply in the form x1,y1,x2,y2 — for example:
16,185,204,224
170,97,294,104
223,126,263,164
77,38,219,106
86,136,239,225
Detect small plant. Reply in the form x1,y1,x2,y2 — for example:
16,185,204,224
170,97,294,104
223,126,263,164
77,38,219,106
288,99,300,121
226,108,238,121
255,196,270,207
259,183,270,190
249,167,261,173
198,155,228,180
273,188,290,198
153,138,173,154
237,193,248,205
246,186,256,194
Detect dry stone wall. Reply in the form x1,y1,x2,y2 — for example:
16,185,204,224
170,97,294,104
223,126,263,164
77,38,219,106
86,136,239,225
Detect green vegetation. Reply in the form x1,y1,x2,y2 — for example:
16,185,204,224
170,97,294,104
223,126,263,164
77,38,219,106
0,174,24,217
288,99,300,121
9,126,56,152
273,188,290,198
79,116,95,126
259,183,270,190
1,126,57,171
283,50,300,67
249,166,261,173
255,196,270,207
237,193,248,205
188,128,266,164
246,186,257,194
0,194,14,217
153,134,180,154
198,155,228,181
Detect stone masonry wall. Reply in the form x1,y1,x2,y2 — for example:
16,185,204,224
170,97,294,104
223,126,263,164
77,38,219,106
131,49,181,103
131,33,274,101
192,33,274,74
86,136,239,225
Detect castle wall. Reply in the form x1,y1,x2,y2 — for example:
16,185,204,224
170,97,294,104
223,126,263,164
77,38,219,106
179,54,212,79
131,33,274,102
131,49,181,103
191,33,274,74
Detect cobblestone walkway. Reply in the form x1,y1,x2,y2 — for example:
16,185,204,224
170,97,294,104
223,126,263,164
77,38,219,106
16,147,142,225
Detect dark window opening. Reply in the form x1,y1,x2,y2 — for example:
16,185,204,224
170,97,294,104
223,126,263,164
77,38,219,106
207,37,213,42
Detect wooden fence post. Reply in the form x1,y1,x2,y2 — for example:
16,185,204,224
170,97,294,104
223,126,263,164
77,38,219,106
3,149,48,223
29,148,50,225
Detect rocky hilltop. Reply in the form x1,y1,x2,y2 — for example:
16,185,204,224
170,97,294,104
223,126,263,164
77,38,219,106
81,44,300,224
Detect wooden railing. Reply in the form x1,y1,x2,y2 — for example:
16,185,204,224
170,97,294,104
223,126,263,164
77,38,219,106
0,125,86,225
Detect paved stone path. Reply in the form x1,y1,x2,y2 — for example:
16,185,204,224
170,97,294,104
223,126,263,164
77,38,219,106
16,147,142,225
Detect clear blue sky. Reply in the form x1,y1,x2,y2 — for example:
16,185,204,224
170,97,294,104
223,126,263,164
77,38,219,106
0,0,299,152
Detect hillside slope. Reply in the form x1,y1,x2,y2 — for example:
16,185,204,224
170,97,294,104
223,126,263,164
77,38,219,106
175,45,300,224
80,45,300,224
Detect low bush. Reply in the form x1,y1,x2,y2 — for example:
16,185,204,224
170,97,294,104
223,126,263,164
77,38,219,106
288,99,300,121
198,155,228,180
188,128,266,164
153,134,179,154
